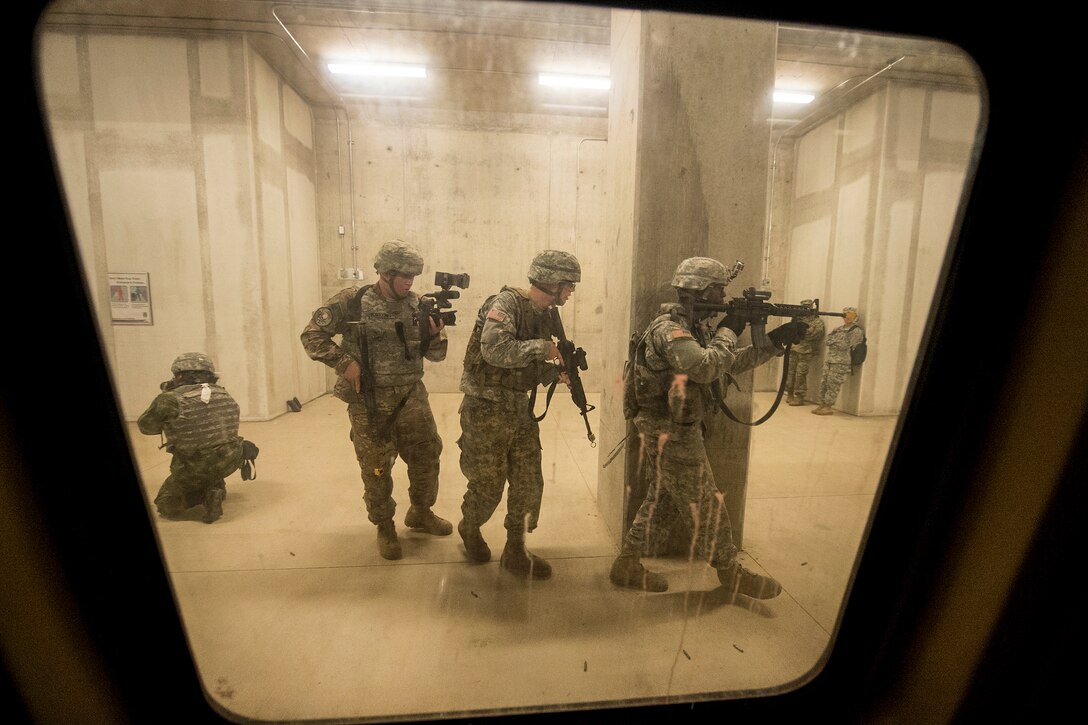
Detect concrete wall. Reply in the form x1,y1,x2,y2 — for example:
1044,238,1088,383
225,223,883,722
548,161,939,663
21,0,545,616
309,108,609,396
597,8,642,543
39,30,323,421
598,11,777,546
763,81,980,415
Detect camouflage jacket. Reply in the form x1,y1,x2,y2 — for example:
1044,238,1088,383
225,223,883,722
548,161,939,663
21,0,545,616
824,322,865,365
632,303,781,425
137,383,242,459
300,284,448,405
793,314,826,355
460,286,560,410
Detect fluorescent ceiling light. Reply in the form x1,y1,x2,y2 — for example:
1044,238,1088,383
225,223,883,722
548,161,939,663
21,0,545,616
538,73,610,90
774,90,815,104
328,62,427,78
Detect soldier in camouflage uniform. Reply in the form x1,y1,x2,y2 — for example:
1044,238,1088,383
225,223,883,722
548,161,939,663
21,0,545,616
137,352,244,524
785,300,826,406
300,239,453,560
456,249,580,580
812,306,865,415
609,257,807,598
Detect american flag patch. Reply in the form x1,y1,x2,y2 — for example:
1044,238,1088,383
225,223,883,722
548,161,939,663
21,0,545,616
672,329,693,339
487,308,506,322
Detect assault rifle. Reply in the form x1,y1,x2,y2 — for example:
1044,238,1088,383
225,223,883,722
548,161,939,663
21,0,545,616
689,288,844,427
549,307,596,447
419,271,469,353
692,287,844,349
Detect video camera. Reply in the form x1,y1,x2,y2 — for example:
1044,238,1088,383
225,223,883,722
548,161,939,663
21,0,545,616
420,271,470,327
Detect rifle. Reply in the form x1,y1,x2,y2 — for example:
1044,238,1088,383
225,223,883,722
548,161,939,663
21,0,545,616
346,320,397,441
549,307,596,446
693,287,845,349
690,288,844,426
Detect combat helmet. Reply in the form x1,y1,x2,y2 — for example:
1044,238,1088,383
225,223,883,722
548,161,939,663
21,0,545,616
671,257,729,291
528,250,581,284
171,352,216,375
373,239,424,276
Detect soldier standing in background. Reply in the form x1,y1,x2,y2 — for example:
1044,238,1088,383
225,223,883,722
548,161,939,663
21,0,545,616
138,352,249,524
456,250,581,580
812,306,865,415
301,239,453,560
785,299,826,406
610,257,807,597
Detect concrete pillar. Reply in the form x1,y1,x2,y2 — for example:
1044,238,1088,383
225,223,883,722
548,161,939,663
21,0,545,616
598,10,776,552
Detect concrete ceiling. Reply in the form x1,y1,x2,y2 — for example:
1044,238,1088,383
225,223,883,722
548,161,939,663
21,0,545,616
36,0,981,124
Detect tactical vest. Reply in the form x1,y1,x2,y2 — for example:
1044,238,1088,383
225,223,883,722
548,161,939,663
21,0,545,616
462,287,550,392
344,285,426,388
164,383,240,455
633,311,712,424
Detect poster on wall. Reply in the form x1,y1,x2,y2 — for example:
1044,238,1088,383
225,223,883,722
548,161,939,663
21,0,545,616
109,272,153,325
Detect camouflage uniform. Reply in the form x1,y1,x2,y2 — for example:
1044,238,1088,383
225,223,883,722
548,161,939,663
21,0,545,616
816,313,865,408
458,286,560,534
456,249,580,579
137,353,243,523
624,303,780,572
785,303,826,403
611,257,802,598
300,240,450,558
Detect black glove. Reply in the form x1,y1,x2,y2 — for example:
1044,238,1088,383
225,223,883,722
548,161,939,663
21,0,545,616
717,314,746,336
768,320,808,346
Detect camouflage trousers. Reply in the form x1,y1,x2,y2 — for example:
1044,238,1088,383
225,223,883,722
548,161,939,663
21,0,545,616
154,439,242,517
818,362,852,406
347,381,442,525
457,394,544,534
785,351,817,399
622,414,739,569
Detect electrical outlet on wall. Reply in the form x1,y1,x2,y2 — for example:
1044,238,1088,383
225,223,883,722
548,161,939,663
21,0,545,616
337,268,364,280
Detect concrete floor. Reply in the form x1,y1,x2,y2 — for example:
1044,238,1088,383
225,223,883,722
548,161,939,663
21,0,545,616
125,390,897,723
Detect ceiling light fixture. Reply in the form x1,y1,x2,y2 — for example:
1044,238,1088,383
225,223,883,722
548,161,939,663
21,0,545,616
538,73,610,90
328,62,427,78
773,90,816,104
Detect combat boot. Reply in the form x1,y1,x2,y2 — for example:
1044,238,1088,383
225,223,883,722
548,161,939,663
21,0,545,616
405,506,453,535
787,395,804,406
202,488,225,524
717,562,782,599
609,552,668,592
376,520,402,560
457,519,491,562
812,405,833,415
500,533,552,580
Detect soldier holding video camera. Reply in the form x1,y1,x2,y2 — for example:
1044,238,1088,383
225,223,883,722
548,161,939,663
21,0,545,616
301,239,466,561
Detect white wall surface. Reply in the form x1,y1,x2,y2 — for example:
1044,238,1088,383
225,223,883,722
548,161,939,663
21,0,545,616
777,82,980,416
38,31,321,421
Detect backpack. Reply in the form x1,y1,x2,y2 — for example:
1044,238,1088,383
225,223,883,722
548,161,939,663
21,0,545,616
851,334,868,366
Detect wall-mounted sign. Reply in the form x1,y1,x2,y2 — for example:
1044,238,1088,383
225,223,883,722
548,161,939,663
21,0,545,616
109,272,153,325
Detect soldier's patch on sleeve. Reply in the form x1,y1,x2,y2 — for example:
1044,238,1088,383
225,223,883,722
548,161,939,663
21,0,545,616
313,307,334,327
487,308,507,323
671,329,694,339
